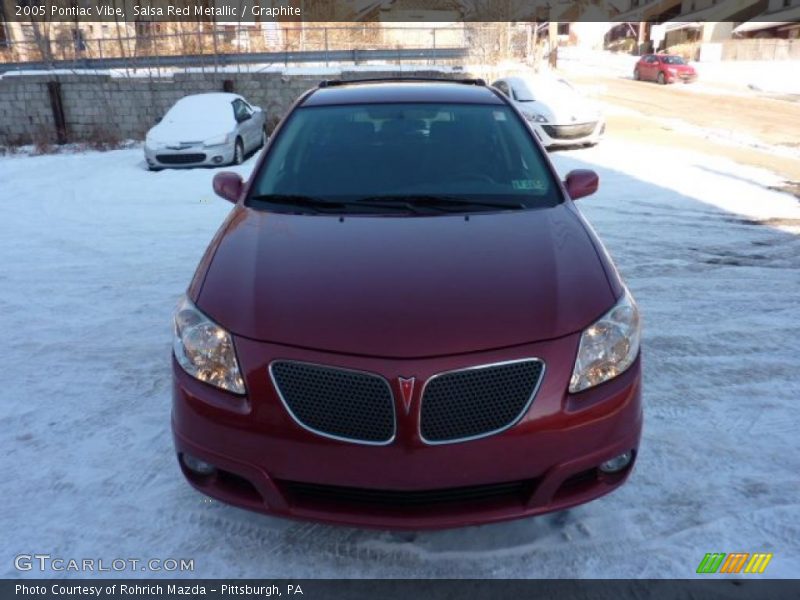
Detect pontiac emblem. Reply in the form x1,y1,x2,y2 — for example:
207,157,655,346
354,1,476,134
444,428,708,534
398,377,415,413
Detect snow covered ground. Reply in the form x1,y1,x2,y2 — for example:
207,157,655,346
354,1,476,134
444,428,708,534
1,142,799,578
559,47,800,96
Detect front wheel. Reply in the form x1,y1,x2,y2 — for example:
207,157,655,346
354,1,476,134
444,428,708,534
657,71,666,85
232,138,244,165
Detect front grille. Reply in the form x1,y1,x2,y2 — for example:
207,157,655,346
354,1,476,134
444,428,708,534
280,479,534,508
270,361,395,445
156,153,206,164
420,359,545,444
543,123,597,140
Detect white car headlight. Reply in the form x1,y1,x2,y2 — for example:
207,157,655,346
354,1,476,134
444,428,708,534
523,112,548,123
173,296,245,395
203,133,231,147
569,289,641,394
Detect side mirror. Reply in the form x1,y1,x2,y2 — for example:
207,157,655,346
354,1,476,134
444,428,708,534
154,117,162,124
564,169,599,200
213,172,244,204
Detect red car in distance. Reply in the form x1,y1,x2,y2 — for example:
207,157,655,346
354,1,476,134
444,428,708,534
634,54,698,85
171,79,643,529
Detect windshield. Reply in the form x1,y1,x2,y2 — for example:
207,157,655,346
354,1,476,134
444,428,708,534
248,102,561,215
514,78,576,102
661,56,687,65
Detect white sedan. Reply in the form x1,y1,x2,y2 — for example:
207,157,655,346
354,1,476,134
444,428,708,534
144,93,267,170
492,76,605,149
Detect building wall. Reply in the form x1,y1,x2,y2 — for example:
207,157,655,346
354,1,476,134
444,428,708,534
0,69,467,145
767,0,799,11
702,22,735,42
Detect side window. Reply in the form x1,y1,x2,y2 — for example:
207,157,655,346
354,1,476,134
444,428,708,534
232,99,252,122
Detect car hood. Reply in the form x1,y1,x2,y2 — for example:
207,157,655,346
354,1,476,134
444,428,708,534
148,119,232,144
519,97,601,125
196,205,616,358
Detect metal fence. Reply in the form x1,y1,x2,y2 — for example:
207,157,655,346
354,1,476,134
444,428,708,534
0,23,535,70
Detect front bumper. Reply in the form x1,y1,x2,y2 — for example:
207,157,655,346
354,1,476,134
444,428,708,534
172,334,643,529
665,71,697,84
531,120,605,149
144,143,235,169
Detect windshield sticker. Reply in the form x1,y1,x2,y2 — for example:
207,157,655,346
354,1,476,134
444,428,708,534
493,111,507,121
513,179,546,191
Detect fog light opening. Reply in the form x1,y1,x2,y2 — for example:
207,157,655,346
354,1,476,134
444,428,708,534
599,450,633,474
182,453,216,476
212,156,224,164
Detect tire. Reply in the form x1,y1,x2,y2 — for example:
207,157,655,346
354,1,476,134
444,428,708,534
232,138,244,165
657,71,666,85
633,68,640,81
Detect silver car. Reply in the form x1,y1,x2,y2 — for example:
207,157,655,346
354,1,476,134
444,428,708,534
492,76,605,149
144,93,267,170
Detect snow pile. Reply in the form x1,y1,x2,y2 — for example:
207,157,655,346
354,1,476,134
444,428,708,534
0,142,798,578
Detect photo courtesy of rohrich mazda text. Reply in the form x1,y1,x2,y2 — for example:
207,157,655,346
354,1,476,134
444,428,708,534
172,79,643,529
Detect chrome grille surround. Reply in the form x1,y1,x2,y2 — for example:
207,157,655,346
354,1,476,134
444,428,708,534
269,360,396,446
418,358,546,445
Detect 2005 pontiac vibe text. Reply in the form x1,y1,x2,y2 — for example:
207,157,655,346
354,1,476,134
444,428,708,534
171,78,643,529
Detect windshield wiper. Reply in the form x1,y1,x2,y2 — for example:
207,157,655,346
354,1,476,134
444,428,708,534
249,194,414,214
358,195,526,212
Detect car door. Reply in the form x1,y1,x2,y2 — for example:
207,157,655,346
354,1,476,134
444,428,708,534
645,55,660,80
637,55,649,80
232,99,256,151
241,100,261,149
638,55,651,80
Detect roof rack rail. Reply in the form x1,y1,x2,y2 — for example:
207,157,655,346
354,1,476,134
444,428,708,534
318,77,487,88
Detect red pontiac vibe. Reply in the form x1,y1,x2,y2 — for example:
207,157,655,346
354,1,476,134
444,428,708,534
172,79,643,529
634,54,698,84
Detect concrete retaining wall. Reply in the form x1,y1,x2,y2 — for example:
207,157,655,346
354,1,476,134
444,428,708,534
0,69,472,145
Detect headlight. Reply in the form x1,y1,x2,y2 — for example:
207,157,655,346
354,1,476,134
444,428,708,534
173,296,245,394
523,112,548,123
145,136,161,148
569,289,641,394
203,133,231,147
